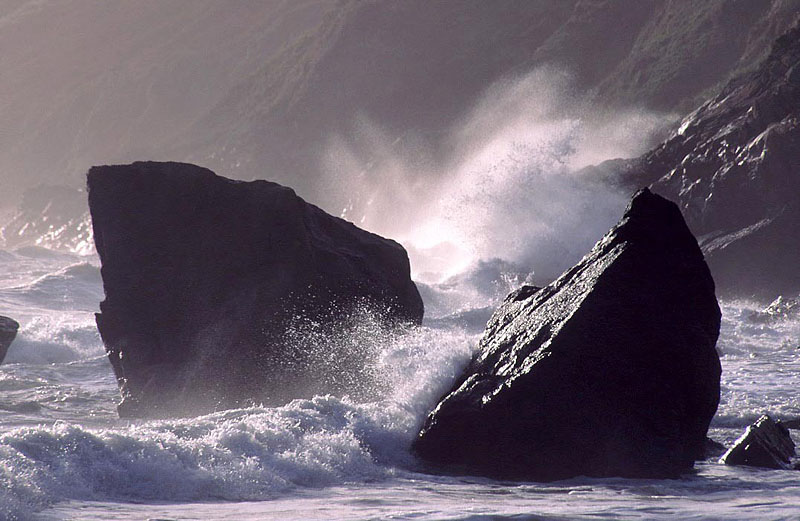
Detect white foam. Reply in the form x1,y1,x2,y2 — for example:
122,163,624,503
0,319,474,519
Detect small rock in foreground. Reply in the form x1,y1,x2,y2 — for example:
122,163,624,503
721,415,796,469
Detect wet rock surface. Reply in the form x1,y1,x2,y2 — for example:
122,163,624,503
598,22,800,300
88,161,423,417
721,415,796,469
414,189,722,481
0,316,19,364
746,294,800,323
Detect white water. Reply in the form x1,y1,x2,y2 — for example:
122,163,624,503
1,247,799,521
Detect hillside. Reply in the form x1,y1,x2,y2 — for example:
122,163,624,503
599,20,800,300
2,1,798,212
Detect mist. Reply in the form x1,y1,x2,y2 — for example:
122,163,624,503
321,67,674,284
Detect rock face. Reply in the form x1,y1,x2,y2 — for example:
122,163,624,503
721,415,796,469
0,316,19,364
4,1,799,211
604,21,800,300
762,295,800,320
746,294,800,324
88,161,423,417
414,189,721,481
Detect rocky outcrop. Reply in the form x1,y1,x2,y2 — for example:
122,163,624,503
88,161,423,417
762,295,800,319
747,294,800,323
414,188,721,481
721,415,796,469
603,21,800,300
0,316,19,364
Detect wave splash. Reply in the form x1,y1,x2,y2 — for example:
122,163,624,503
0,319,474,519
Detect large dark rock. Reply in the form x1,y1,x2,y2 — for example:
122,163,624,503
88,161,423,417
414,188,721,481
721,415,796,469
597,21,800,300
0,316,19,364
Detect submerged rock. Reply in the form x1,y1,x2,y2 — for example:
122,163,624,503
721,415,796,469
0,316,19,364
414,188,721,481
88,161,423,417
746,294,800,324
762,295,800,320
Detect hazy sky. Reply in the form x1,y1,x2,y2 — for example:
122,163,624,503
0,0,328,207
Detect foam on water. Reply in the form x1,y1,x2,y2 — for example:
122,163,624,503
0,327,474,520
2,244,800,520
714,300,800,427
0,252,103,365
0,250,479,519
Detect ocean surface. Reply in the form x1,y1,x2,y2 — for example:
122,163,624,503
1,247,799,521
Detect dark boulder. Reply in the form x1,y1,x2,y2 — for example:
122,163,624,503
88,161,423,417
414,188,721,481
721,415,796,469
0,316,19,364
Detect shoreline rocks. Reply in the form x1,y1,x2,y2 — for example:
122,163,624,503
88,161,423,417
414,188,722,481
0,316,19,364
721,415,796,469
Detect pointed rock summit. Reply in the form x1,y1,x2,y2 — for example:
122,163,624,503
414,188,722,481
88,161,423,417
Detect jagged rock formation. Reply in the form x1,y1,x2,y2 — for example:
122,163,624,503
88,161,423,417
604,21,800,300
762,295,800,319
414,189,721,481
747,294,800,323
721,415,796,469
0,316,19,364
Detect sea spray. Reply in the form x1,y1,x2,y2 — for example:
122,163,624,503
321,67,673,282
3,246,800,519
0,305,475,519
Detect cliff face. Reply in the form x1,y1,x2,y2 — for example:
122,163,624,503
0,185,93,254
606,21,800,299
197,0,800,205
89,162,423,417
3,1,797,213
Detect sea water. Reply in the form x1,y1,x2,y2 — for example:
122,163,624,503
1,247,799,521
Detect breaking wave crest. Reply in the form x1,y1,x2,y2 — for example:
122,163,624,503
0,320,474,520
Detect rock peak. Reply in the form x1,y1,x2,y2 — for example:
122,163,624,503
414,190,721,481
